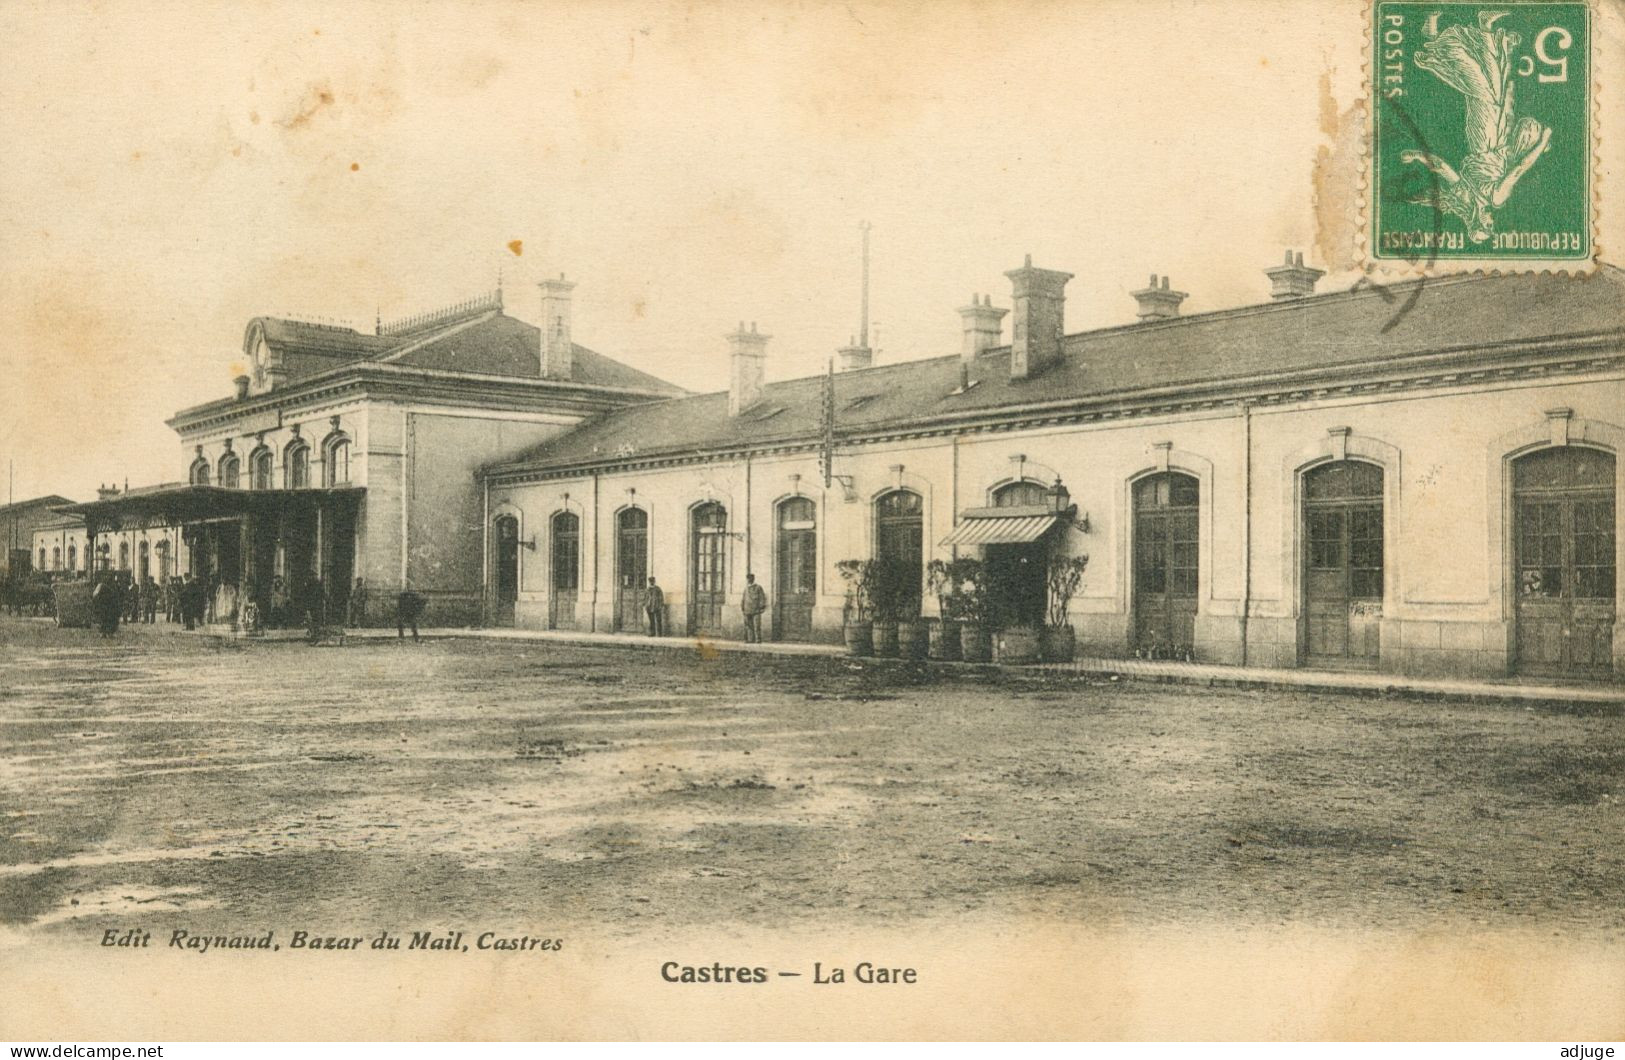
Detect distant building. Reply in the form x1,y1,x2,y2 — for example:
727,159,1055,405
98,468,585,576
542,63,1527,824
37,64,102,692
480,258,1625,682
2,495,75,577
66,281,681,626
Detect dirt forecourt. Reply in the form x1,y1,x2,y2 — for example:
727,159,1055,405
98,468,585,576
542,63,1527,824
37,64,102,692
1,617,1621,943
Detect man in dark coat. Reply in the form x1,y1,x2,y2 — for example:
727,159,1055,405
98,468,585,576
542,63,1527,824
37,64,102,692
644,576,665,637
91,576,122,638
397,588,425,641
740,572,767,643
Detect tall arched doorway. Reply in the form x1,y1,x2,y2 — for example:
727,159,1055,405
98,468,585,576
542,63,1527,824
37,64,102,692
1513,447,1616,678
1302,460,1384,667
874,490,923,619
493,515,519,627
984,481,1048,628
1133,472,1199,655
550,511,580,630
615,508,648,632
775,497,817,641
690,502,728,635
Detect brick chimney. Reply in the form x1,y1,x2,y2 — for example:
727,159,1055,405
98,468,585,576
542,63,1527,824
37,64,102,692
539,273,576,379
728,322,769,416
837,338,872,372
1131,274,1188,321
1004,255,1073,380
1264,251,1325,300
958,294,1007,365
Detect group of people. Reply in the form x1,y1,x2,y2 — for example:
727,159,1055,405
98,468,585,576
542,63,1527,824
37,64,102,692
88,572,211,637
639,573,769,642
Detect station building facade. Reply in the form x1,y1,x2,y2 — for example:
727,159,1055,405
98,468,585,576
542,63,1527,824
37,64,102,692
480,258,1625,681
66,281,681,628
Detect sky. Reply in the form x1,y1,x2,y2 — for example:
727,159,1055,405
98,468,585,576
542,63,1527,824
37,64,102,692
2,0,1620,503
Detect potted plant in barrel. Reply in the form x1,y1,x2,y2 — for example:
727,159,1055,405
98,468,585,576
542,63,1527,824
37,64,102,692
955,558,992,663
925,558,963,661
868,557,905,657
894,566,929,661
1041,552,1089,662
836,559,875,656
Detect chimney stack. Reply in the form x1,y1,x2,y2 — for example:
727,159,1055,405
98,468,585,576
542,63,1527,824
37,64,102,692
1264,251,1325,300
1131,274,1188,322
539,272,577,379
727,321,769,416
1005,254,1073,380
837,338,872,372
233,374,251,399
958,294,1007,365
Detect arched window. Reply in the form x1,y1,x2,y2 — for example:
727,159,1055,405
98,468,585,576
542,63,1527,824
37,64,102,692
118,540,130,570
284,440,310,489
874,489,924,618
67,543,77,571
993,480,1049,507
51,546,61,570
250,447,274,490
776,496,818,641
218,452,240,489
615,507,649,632
551,511,580,592
323,433,351,487
38,548,46,570
190,456,210,486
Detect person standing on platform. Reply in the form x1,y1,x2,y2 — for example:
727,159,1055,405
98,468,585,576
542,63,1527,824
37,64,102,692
91,575,121,638
740,572,767,643
346,577,367,627
644,576,666,637
397,588,425,642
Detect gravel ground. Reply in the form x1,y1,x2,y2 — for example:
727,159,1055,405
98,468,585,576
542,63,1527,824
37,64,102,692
2,617,1621,942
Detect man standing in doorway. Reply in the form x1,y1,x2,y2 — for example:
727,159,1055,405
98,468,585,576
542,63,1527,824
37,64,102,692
741,572,767,643
644,576,665,637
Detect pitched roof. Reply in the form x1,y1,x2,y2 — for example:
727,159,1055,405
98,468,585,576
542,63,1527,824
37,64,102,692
381,311,681,392
0,494,74,517
248,302,680,393
488,267,1625,476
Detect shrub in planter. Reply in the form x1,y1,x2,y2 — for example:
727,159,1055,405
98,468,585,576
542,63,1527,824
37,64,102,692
869,556,917,659
1041,552,1090,663
836,559,875,656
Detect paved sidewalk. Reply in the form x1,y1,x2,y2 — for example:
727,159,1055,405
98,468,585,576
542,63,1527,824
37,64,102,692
24,615,1621,706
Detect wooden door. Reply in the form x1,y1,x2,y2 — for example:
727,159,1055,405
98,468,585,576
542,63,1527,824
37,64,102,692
1514,447,1616,678
493,515,518,626
615,508,648,632
874,490,923,618
549,511,579,630
690,503,727,634
1302,461,1384,668
775,497,816,641
1133,473,1199,655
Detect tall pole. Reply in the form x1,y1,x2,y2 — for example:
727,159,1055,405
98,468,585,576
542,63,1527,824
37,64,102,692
858,220,871,350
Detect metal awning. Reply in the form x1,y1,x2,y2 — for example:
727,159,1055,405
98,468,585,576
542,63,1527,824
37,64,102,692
939,504,1068,547
57,485,365,535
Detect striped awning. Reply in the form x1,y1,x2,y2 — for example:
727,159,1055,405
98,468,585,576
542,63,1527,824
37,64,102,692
939,510,1064,547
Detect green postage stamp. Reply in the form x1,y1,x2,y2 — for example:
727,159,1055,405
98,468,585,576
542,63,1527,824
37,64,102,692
1370,1,1593,268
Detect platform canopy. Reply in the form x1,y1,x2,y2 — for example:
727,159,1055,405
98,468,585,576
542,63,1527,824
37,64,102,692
58,485,364,536
939,504,1071,547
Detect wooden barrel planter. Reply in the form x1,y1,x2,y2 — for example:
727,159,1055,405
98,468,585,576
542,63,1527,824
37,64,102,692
1038,625,1076,663
843,620,874,657
994,625,1041,664
928,619,962,661
897,620,929,660
959,621,992,663
871,620,899,657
